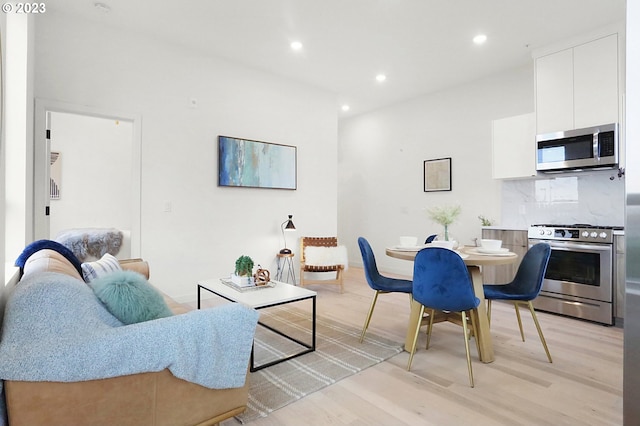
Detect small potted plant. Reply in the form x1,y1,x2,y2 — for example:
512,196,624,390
478,215,493,226
232,255,255,286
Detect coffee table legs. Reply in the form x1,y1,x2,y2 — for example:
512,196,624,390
250,297,316,372
197,284,317,371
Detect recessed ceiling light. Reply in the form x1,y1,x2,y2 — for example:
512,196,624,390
473,34,487,45
341,104,350,112
375,74,386,82
290,41,303,51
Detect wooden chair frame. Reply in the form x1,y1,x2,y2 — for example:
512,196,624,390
299,237,345,293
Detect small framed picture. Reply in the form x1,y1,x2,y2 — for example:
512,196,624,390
423,157,452,192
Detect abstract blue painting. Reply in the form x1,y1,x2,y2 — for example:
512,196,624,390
218,136,297,190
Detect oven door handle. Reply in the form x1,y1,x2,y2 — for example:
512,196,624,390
530,240,612,252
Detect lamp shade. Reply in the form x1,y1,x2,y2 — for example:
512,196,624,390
284,215,296,230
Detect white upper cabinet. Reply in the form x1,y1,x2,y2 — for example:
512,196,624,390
573,35,619,129
535,49,574,134
535,33,619,134
492,112,536,179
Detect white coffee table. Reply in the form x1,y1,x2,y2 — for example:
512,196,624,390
197,278,317,371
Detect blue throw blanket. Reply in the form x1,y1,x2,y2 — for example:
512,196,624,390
0,271,259,421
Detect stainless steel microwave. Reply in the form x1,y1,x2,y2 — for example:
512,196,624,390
536,123,618,172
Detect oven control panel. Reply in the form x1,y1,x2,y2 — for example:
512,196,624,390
528,225,617,244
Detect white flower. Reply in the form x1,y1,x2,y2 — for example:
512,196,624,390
426,205,461,226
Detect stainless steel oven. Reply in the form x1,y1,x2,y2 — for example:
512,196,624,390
528,224,620,325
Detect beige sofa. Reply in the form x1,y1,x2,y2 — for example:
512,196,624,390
1,249,253,426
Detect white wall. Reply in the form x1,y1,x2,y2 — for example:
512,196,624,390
338,65,534,276
34,12,338,300
4,12,34,268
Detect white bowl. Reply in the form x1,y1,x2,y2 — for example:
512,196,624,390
431,240,456,249
481,239,502,250
399,236,418,247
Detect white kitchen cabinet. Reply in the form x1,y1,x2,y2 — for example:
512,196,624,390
535,49,574,134
491,112,536,179
573,35,619,129
535,33,619,134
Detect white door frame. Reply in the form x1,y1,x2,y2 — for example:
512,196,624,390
34,99,142,257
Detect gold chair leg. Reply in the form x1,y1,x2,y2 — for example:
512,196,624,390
527,301,553,363
461,311,475,388
360,291,380,343
514,302,525,342
426,308,435,349
407,305,426,371
470,309,481,359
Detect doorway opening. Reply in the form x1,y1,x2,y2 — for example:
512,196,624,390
34,100,142,258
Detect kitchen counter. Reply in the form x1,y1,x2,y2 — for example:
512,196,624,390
482,226,528,231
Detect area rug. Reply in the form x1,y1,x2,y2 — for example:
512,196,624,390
235,306,403,423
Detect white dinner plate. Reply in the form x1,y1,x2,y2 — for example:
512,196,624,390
468,248,515,257
476,247,509,254
391,245,428,251
455,251,469,259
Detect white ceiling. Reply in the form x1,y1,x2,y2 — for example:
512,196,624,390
47,0,626,118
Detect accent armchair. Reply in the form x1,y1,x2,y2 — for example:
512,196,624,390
299,237,346,293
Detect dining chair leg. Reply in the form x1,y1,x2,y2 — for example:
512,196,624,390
487,300,492,325
514,302,526,342
360,291,380,343
527,301,553,363
470,309,481,359
426,308,435,349
407,305,426,371
461,311,475,388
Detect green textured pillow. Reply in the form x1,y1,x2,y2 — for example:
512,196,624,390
90,270,173,324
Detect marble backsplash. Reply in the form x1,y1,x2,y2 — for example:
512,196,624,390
501,169,625,229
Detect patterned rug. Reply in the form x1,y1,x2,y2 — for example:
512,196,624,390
236,306,403,423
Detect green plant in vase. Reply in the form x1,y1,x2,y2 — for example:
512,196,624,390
235,255,254,277
232,255,255,286
427,204,461,241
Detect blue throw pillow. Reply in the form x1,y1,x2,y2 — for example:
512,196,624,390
90,270,173,324
15,239,83,277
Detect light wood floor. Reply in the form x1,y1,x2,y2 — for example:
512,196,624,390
212,266,623,426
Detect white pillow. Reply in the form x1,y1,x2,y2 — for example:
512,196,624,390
82,253,122,283
304,245,349,270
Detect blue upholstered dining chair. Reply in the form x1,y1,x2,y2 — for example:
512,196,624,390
357,237,413,343
483,242,553,363
406,247,480,387
424,234,438,244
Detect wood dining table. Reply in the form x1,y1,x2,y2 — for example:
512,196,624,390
386,245,519,363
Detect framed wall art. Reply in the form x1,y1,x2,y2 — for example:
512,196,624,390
423,157,452,192
218,136,297,190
